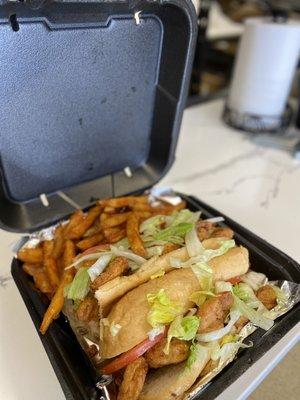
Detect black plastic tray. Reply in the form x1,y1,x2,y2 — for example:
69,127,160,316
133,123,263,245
11,193,300,400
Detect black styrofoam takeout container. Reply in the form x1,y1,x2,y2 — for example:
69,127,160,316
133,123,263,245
11,195,300,400
2,1,299,399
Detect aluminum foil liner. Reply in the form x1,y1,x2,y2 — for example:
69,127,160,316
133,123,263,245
182,280,300,400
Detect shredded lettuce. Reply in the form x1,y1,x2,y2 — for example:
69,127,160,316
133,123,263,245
221,333,239,346
140,215,166,237
271,285,288,307
215,281,233,294
186,342,210,369
164,315,200,354
185,227,203,257
141,210,200,246
233,283,252,302
191,263,214,291
153,222,193,245
114,237,130,250
110,322,122,337
194,240,236,264
241,271,267,291
211,339,253,364
233,295,274,331
147,246,164,258
233,283,261,308
87,253,112,281
186,342,198,369
190,291,216,307
170,240,235,286
65,268,90,301
172,209,201,225
147,289,183,328
196,309,241,342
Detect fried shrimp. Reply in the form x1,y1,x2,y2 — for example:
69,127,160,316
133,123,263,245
117,357,148,400
145,338,189,369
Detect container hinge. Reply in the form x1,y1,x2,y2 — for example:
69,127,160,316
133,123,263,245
134,10,142,25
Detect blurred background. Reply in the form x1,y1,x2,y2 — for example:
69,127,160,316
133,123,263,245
188,0,300,107
187,2,300,399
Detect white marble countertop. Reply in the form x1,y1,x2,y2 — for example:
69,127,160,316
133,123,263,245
0,99,299,400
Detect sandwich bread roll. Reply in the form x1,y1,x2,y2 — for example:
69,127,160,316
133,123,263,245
139,346,211,400
100,268,200,359
96,243,249,316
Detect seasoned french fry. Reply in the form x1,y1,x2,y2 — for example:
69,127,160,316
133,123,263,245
126,213,147,258
134,211,152,221
103,227,126,243
64,210,85,238
63,240,77,269
43,240,59,288
43,240,54,256
39,267,75,334
103,206,117,214
83,221,102,238
101,212,131,229
52,225,65,260
22,263,42,277
148,201,187,216
66,206,101,240
132,203,154,212
76,233,104,251
33,269,53,295
17,246,43,263
100,213,109,225
44,256,60,288
99,196,148,208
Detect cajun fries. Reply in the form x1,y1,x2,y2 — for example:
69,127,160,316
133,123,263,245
126,213,147,258
18,194,191,334
77,233,104,251
17,246,43,263
66,206,101,239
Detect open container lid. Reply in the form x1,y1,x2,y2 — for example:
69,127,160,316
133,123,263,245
0,0,197,232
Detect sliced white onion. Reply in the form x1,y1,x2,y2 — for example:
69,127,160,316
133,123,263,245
87,254,112,281
242,270,267,291
205,217,225,224
148,325,165,341
234,295,274,331
196,310,241,342
66,252,110,270
110,245,146,265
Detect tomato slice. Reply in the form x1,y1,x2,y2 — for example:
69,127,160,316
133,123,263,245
101,329,166,375
227,276,243,284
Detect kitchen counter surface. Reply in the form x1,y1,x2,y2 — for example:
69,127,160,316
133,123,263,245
0,99,299,400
